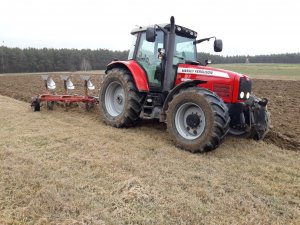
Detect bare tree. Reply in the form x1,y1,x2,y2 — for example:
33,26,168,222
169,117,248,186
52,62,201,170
80,58,92,71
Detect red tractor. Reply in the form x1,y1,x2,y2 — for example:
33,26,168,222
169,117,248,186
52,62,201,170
99,17,270,153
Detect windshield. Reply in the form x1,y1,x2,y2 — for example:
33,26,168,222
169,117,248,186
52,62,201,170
174,35,197,64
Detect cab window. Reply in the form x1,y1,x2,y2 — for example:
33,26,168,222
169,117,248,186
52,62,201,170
128,34,137,60
136,31,164,86
173,36,197,65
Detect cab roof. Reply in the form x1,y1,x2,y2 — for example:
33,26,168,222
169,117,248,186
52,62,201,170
131,23,198,39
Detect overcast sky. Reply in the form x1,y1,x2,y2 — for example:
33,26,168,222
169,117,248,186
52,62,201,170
0,0,299,56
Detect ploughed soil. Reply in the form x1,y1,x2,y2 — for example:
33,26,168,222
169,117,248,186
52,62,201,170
253,79,300,151
0,74,299,151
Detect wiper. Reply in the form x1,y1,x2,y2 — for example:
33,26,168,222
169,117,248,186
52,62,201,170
174,55,184,60
193,36,215,45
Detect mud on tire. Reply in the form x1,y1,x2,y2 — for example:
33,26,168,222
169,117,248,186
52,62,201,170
99,68,144,128
166,87,230,153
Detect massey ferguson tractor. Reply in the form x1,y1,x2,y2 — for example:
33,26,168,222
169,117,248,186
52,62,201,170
99,16,270,153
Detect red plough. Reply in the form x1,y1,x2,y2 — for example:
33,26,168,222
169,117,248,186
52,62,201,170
31,75,98,112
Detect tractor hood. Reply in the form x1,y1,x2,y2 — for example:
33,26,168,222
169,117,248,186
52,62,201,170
175,64,251,103
176,64,249,81
207,66,250,80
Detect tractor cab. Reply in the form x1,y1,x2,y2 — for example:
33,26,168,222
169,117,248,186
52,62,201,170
129,23,218,92
129,28,166,89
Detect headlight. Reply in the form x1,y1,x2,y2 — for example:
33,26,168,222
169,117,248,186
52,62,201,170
238,77,252,100
240,92,245,99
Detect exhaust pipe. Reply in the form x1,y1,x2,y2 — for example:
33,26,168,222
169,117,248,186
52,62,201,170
163,16,176,93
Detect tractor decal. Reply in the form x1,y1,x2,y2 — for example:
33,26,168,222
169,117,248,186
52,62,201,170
177,67,229,79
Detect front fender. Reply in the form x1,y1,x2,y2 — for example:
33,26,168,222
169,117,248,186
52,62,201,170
106,60,149,92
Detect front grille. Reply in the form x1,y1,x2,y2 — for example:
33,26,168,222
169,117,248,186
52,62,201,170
238,77,252,100
213,83,231,98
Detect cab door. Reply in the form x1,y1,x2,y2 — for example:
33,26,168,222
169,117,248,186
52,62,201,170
136,31,164,89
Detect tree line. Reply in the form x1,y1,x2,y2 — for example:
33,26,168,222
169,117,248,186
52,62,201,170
0,47,128,73
197,52,300,64
0,46,299,73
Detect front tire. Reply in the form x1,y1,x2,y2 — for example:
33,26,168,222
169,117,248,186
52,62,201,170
166,87,230,153
99,68,144,127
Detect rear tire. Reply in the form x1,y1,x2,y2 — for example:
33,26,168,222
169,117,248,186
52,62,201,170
99,68,144,127
166,87,230,153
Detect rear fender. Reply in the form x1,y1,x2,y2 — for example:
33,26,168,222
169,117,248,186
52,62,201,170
106,60,149,92
160,80,207,122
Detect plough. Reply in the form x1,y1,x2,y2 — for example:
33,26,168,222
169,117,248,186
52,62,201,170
31,75,98,112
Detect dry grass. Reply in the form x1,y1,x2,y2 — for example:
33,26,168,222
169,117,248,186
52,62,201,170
0,95,299,224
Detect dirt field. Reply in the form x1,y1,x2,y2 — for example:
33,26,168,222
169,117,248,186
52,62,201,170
0,95,299,225
0,71,299,224
252,79,300,151
0,73,299,151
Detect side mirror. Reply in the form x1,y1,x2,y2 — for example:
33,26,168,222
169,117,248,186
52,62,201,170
146,27,156,42
214,39,223,52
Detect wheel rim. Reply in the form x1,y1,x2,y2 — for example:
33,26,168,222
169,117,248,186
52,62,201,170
105,81,125,117
175,103,206,140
